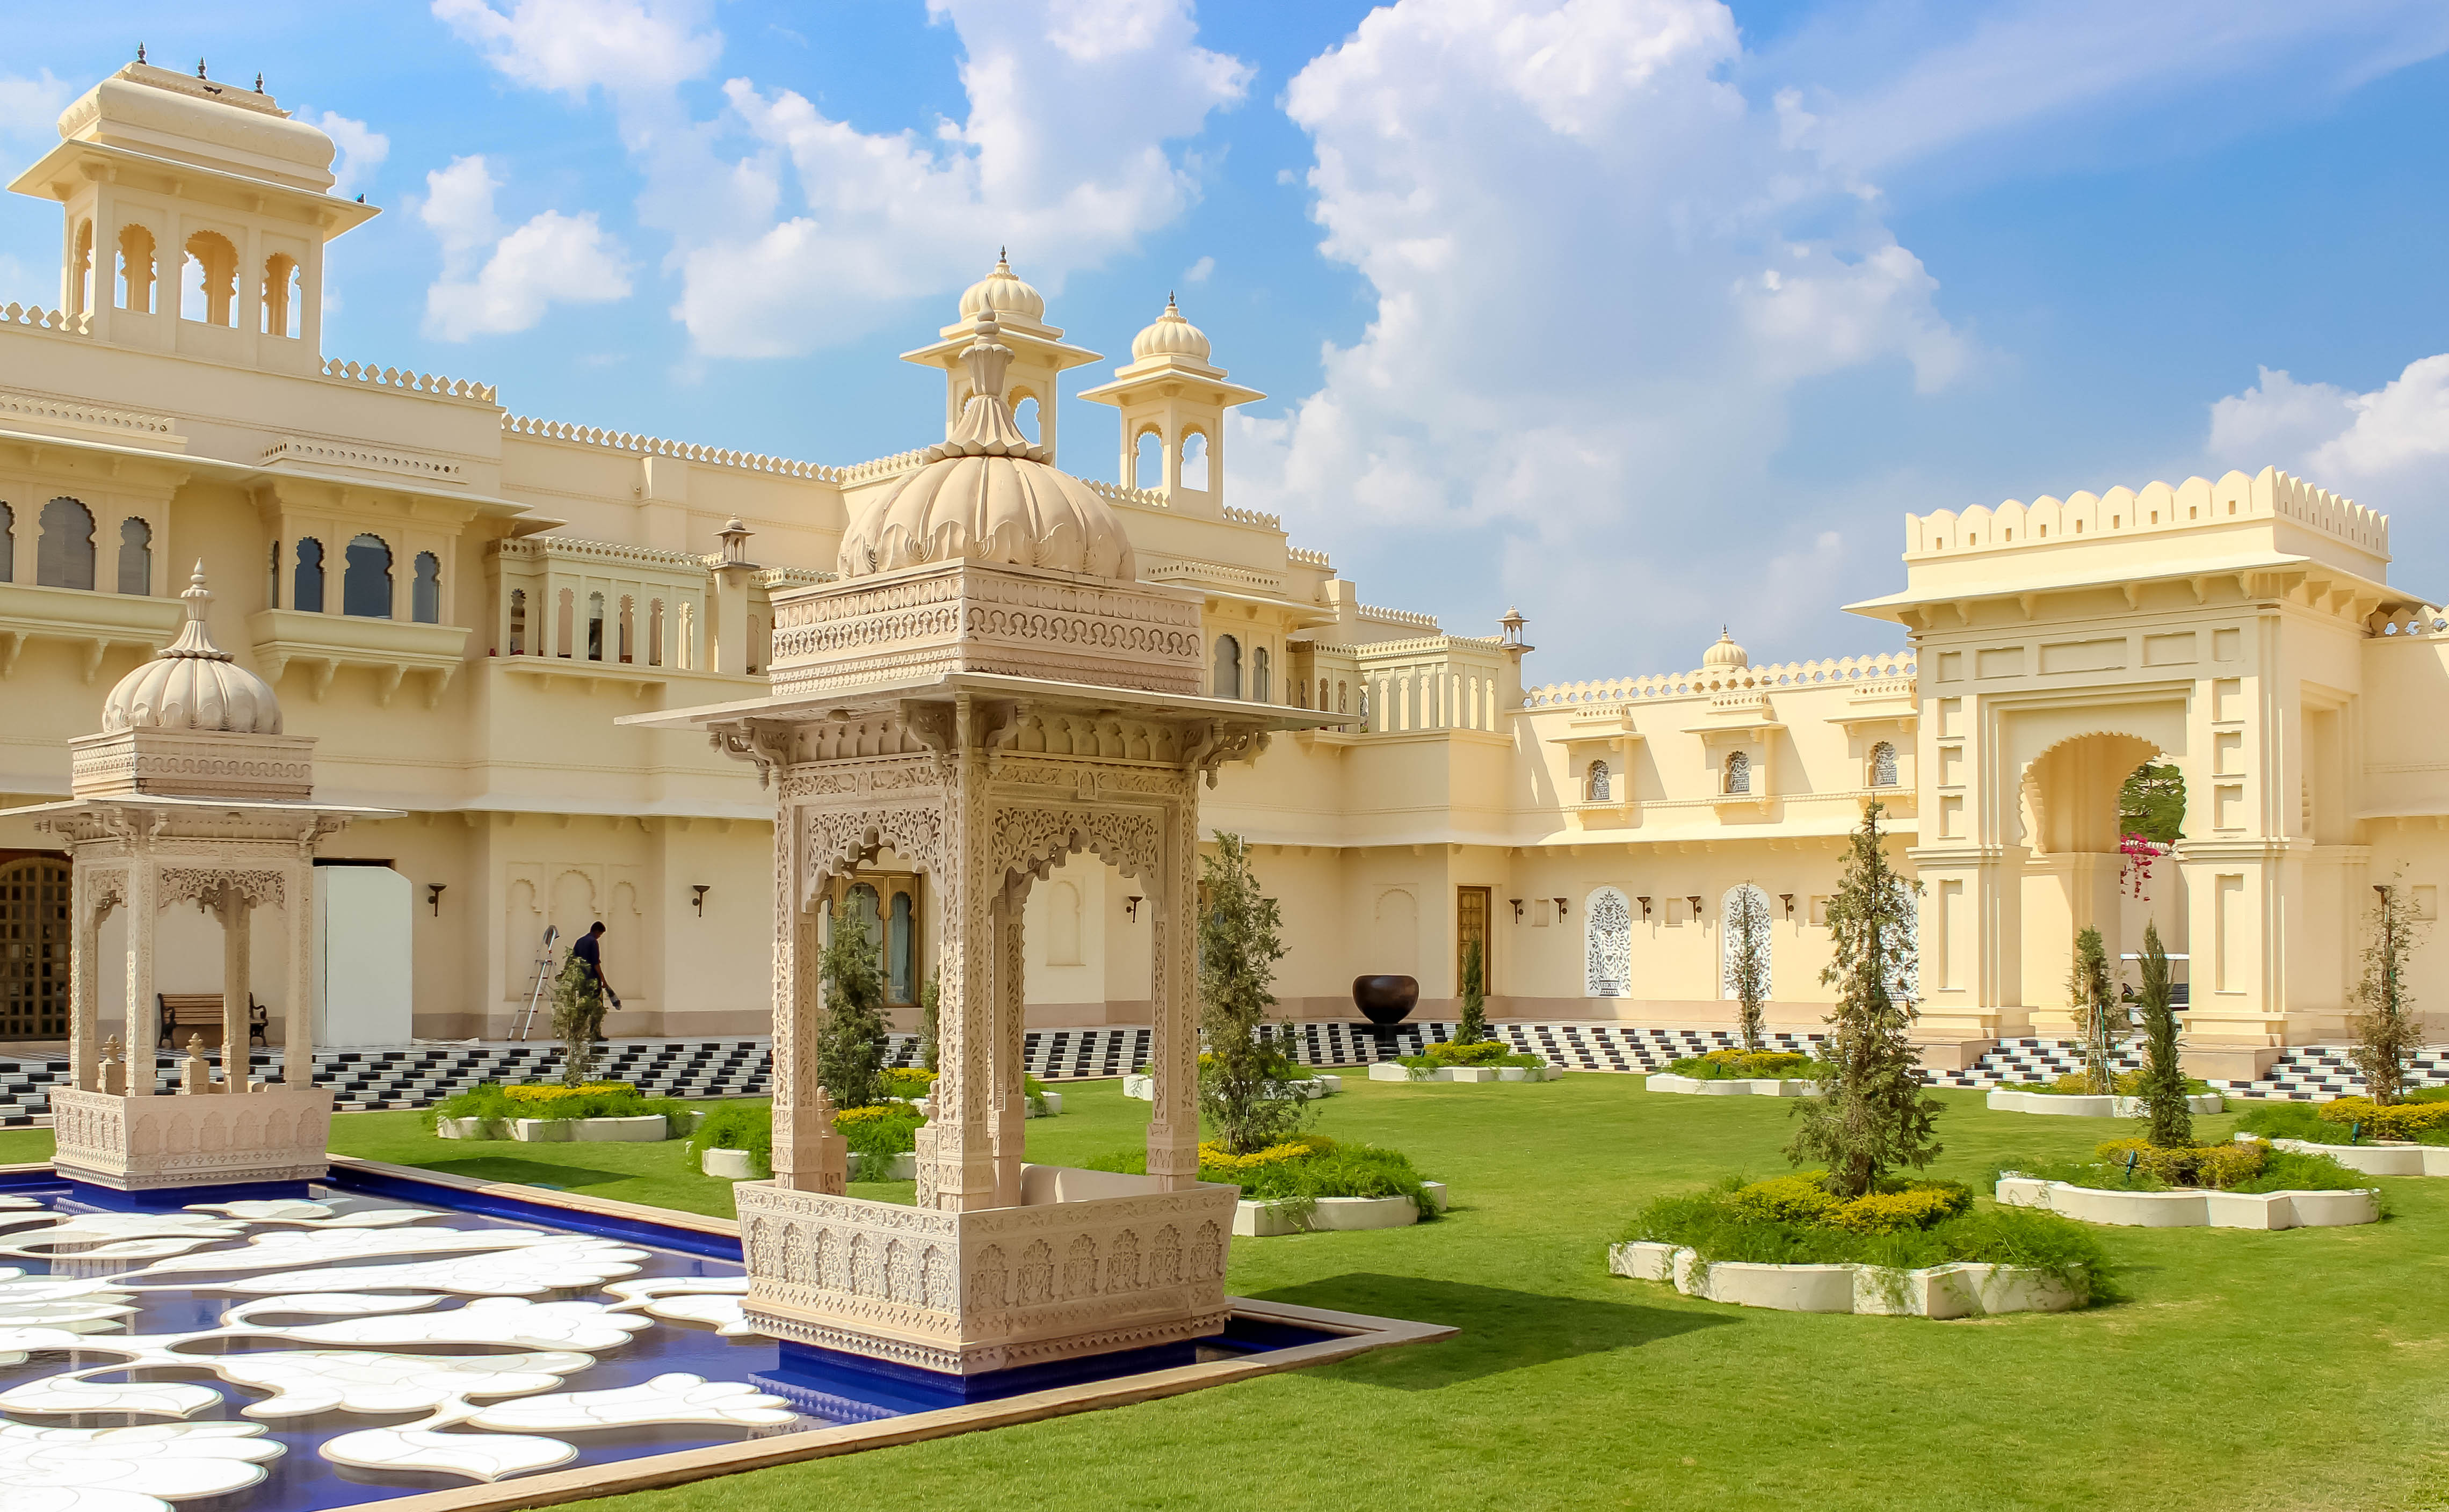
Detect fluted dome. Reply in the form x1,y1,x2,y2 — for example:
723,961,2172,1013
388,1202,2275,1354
102,564,282,735
957,250,1046,326
1131,294,1211,364
1701,628,1748,671
840,315,1135,581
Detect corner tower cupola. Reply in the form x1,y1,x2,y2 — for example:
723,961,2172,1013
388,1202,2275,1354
901,250,1101,462
1078,290,1264,517
7,55,378,374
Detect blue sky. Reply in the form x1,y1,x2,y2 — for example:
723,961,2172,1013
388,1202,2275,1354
4,1,2447,682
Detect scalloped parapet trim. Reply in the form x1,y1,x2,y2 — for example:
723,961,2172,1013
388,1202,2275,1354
1909,466,2386,558
1524,652,1916,709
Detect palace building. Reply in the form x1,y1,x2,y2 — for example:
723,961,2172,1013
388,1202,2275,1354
3,60,2445,1082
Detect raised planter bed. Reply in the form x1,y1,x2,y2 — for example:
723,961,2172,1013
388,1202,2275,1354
1987,1089,2225,1117
1235,1182,1448,1237
912,1093,1060,1118
1994,1175,2380,1229
1643,1073,1816,1097
697,1148,917,1180
439,1113,680,1143
1367,1064,1561,1084
1606,1241,2081,1318
2240,1133,2449,1177
701,1146,758,1180
1122,1074,1339,1101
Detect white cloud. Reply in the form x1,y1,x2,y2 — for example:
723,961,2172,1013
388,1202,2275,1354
2208,357,2449,512
419,154,632,339
1183,254,1214,284
1231,0,1967,670
432,0,723,100
0,70,69,141
309,111,390,198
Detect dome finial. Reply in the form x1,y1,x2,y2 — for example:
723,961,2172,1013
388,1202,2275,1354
962,310,1013,404
183,561,212,621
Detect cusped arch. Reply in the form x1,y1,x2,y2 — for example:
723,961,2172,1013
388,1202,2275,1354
2018,729,2166,855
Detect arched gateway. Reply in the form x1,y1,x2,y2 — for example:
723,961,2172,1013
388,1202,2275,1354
633,316,1328,1393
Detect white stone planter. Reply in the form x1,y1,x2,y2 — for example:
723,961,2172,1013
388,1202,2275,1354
1986,1089,2226,1116
1645,1073,1817,1097
914,1094,1054,1117
435,1116,497,1140
1606,1241,2082,1318
849,1151,918,1181
1995,1174,2380,1229
2244,1134,2449,1176
1234,1181,1446,1237
1128,1073,1340,1101
508,1114,673,1143
701,1147,759,1180
1368,1063,1559,1084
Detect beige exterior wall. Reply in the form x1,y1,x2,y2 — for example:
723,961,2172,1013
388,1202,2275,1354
2,61,2443,1056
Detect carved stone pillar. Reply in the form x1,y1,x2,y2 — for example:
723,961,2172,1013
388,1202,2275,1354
771,804,821,1191
216,883,251,1086
70,871,108,1093
284,858,315,1086
1147,783,1200,1189
990,889,1026,1209
124,857,155,1097
931,700,997,1212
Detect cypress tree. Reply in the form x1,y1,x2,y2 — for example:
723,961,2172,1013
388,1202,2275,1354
2132,921,2191,1147
1785,801,1940,1199
1456,940,1490,1045
817,904,889,1110
1727,884,1772,1054
2070,926,2119,1095
1198,832,1303,1154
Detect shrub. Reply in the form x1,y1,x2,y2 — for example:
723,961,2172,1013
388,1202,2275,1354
1401,1040,1546,1074
1827,1184,1973,1234
834,1103,926,1157
817,906,889,1110
2235,1100,2335,1144
689,1101,774,1175
430,1081,687,1136
884,1065,939,1100
1670,1050,1828,1081
1727,1173,1839,1225
2318,1096,2449,1141
1199,832,1305,1154
1104,1133,1443,1222
2095,1137,2266,1189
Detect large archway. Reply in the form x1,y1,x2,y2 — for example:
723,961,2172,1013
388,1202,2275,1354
2016,731,2185,1027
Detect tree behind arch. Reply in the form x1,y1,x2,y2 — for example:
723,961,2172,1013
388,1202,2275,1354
1726,884,1772,1053
817,904,889,1110
1198,831,1302,1154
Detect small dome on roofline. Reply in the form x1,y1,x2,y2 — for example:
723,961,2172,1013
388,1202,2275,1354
958,250,1046,326
1131,293,1211,365
1702,627,1748,671
102,564,283,735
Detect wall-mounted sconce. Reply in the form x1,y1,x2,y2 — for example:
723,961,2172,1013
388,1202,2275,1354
1635,896,1652,920
1554,897,1568,918
1780,893,1795,919
1508,898,1524,920
1687,895,1704,918
1124,896,1143,922
691,884,711,915
426,883,446,917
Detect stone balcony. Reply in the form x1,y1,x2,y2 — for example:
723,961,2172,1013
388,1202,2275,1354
0,580,184,682
246,608,470,708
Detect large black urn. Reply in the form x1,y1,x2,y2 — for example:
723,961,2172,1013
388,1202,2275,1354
1352,975,1419,1028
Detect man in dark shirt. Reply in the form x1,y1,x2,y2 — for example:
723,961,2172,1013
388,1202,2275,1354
570,922,619,1038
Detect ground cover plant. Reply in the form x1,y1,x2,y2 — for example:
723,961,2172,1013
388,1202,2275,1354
1083,1131,1440,1221
1997,1136,2368,1194
2236,1092,2449,1146
6,1079,2449,1508
1664,1049,1834,1081
2006,1070,2213,1096
428,1080,690,1137
1398,1039,1546,1075
1628,1171,2107,1298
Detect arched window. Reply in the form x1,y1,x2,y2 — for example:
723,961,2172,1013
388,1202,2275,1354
38,498,95,590
556,589,575,658
1586,760,1611,802
508,588,527,655
846,884,881,957
888,891,915,1002
116,518,151,595
293,539,324,612
618,595,635,663
1134,429,1164,490
647,599,665,667
1047,879,1084,965
1213,634,1242,699
262,254,300,338
181,231,238,326
118,224,156,313
1252,646,1271,703
1870,740,1899,787
586,592,606,662
342,534,392,618
412,553,441,624
1013,394,1040,444
1724,750,1751,795
1179,431,1209,490
1585,886,1632,998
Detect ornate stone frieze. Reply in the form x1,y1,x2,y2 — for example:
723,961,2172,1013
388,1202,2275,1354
804,802,949,888
50,1085,334,1190
154,867,285,908
69,729,316,801
990,803,1163,886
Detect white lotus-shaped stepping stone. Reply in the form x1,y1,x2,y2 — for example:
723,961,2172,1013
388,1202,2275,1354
183,1200,335,1222
321,1427,577,1482
604,1276,756,1335
219,1291,445,1327
0,1215,247,1260
218,1347,596,1418
284,1296,654,1352
0,1421,282,1511
0,1195,42,1210
185,1201,447,1229
133,1225,569,1276
0,1375,226,1419
210,1240,648,1297
468,1373,796,1431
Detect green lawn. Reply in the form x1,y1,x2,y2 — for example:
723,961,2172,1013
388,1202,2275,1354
7,1078,2447,1510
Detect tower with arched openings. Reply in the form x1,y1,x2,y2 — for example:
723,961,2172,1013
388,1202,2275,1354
1079,293,1265,516
900,253,1103,462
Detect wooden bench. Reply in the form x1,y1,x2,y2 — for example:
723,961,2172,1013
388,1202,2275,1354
157,993,270,1049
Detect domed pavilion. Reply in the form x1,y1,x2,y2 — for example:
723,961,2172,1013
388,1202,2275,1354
1,565,392,1191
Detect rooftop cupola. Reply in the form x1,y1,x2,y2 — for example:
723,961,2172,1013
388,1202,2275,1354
1080,288,1265,517
902,250,1101,461
1701,627,1749,671
7,56,378,373
102,563,282,736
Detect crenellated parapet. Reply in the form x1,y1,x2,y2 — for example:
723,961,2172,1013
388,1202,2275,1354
1524,651,1916,710
1907,467,2388,566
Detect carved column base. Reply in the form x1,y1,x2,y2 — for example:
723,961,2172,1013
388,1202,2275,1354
736,1165,1238,1377
49,1085,333,1190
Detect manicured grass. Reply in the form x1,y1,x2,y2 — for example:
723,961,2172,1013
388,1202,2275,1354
9,1078,2449,1509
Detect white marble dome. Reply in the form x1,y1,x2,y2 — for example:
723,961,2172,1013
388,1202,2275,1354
957,251,1046,326
839,316,1135,582
1701,628,1748,671
101,564,283,735
1130,295,1211,365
